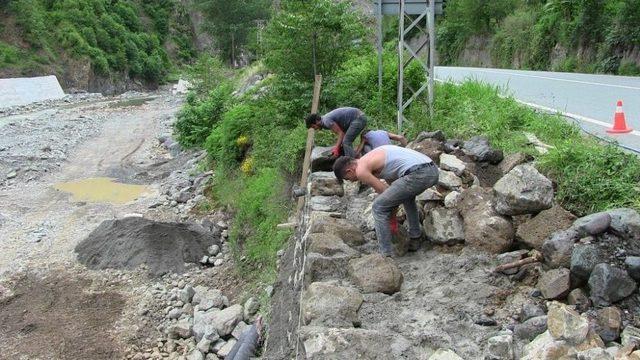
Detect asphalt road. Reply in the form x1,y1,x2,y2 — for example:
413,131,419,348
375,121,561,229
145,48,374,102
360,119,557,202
435,66,640,152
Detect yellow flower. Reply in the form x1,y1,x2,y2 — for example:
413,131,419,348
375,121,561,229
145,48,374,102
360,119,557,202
241,156,254,175
236,135,250,148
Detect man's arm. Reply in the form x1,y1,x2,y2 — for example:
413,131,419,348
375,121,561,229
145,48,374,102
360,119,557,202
331,123,345,148
355,133,367,156
356,168,388,194
388,132,408,147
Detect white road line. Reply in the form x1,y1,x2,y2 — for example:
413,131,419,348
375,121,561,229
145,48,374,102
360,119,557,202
435,77,640,138
439,67,640,91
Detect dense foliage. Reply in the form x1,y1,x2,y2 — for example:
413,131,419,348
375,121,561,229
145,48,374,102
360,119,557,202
438,0,640,74
0,0,196,82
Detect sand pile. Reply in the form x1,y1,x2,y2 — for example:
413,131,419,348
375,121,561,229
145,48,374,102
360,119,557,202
76,217,218,276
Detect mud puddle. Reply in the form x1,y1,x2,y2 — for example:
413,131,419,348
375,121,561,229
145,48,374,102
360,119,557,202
53,177,151,204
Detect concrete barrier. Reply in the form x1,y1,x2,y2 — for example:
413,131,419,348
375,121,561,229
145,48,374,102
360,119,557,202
0,75,65,109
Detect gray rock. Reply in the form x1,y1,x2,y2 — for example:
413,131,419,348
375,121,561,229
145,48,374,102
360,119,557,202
180,285,196,304
176,188,191,203
309,196,342,212
308,213,365,247
567,288,591,312
428,349,464,360
439,153,466,176
194,304,243,339
457,187,514,253
309,172,344,196
485,332,514,360
243,297,259,320
493,164,554,215
444,191,461,208
438,169,462,190
621,326,640,347
348,254,403,294
514,316,548,341
192,287,226,311
415,130,446,142
463,136,504,164
409,138,444,163
423,208,465,245
595,306,622,343
307,233,358,257
197,337,212,354
625,256,640,281
187,350,204,360
311,146,335,172
416,188,443,202
573,212,611,236
300,326,412,360
208,245,220,256
167,308,182,320
537,268,571,300
213,258,224,267
304,252,351,283
231,321,248,340
302,282,363,327
608,208,640,240
571,244,603,281
589,263,637,306
520,303,545,321
217,338,237,358
547,301,590,344
499,152,533,174
168,319,192,339
541,229,579,268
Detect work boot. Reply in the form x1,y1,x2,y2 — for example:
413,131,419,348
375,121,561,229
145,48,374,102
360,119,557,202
408,235,427,252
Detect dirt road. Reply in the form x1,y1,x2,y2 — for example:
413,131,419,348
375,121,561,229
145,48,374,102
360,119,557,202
0,91,186,359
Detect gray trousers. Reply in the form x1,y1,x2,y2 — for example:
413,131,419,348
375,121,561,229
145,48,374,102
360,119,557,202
342,115,367,158
372,165,439,255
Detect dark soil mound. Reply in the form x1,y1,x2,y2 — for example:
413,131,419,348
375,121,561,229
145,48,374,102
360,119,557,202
76,217,218,276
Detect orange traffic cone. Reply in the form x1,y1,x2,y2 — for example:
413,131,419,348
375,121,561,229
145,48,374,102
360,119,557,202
607,100,633,134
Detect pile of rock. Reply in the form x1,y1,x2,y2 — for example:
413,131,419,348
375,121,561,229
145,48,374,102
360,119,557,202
132,280,261,360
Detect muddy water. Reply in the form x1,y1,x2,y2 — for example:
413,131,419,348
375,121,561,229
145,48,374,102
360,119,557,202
53,177,150,204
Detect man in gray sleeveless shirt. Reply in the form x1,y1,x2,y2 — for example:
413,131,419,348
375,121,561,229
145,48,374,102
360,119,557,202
306,107,368,158
333,145,439,256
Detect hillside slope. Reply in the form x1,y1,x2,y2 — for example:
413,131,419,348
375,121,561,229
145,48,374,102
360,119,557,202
0,0,200,93
437,0,640,75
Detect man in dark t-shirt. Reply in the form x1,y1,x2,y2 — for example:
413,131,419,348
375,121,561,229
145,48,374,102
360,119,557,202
305,107,368,158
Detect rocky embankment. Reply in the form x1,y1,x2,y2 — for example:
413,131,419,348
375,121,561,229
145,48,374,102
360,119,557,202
265,130,640,359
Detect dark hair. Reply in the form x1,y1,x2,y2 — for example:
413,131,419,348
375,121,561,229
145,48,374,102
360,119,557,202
305,113,321,128
333,156,355,183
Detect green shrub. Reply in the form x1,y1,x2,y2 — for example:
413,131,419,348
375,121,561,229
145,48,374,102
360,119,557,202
175,82,233,148
0,42,21,67
618,59,640,75
491,8,537,68
205,103,255,166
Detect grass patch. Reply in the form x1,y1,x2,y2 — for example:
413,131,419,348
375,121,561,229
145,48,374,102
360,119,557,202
430,81,640,215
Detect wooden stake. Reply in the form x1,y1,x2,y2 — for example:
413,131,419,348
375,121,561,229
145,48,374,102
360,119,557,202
296,75,323,215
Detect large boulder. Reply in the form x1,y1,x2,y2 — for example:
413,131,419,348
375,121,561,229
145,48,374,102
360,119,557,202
484,332,514,360
311,146,335,172
516,205,576,250
571,244,604,282
547,301,590,344
304,253,351,283
300,326,412,359
464,211,514,254
439,153,466,176
308,212,365,247
588,263,637,306
302,282,363,328
423,208,465,245
309,172,344,197
348,254,403,294
625,256,640,281
409,138,444,164
607,208,640,240
193,304,243,340
595,306,623,343
309,196,342,212
438,169,462,190
463,136,504,164
493,164,554,216
520,331,570,360
537,268,571,300
457,187,514,253
541,229,579,268
308,233,357,257
192,286,227,312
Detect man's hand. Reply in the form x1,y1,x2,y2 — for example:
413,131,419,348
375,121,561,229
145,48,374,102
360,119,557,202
331,146,341,157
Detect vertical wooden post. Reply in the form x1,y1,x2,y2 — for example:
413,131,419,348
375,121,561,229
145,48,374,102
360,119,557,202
296,75,323,215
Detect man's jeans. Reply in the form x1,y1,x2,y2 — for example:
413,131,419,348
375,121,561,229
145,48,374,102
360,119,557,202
372,165,439,255
342,115,367,158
